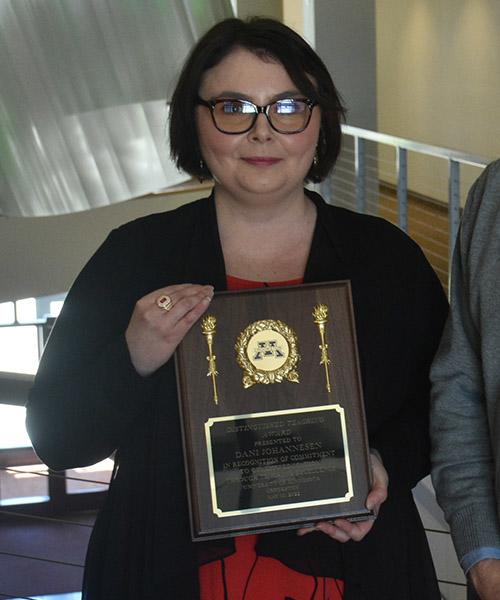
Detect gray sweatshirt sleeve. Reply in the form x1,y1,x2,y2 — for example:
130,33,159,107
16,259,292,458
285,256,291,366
430,160,500,563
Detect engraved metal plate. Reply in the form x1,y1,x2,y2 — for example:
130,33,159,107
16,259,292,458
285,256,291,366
205,405,353,517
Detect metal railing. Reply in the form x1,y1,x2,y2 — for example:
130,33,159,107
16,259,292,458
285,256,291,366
321,124,492,289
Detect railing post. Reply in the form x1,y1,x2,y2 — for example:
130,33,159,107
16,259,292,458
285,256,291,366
448,159,461,279
397,147,408,232
354,137,366,213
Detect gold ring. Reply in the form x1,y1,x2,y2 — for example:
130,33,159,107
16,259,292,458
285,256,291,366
156,294,173,311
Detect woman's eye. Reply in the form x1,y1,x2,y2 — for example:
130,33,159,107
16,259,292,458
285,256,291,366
275,100,304,114
222,102,241,114
222,101,250,114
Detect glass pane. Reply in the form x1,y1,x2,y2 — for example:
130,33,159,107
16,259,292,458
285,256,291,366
0,325,39,374
15,297,37,323
49,299,64,317
0,405,31,449
0,463,49,506
0,301,15,325
0,405,49,505
65,458,113,494
36,292,66,320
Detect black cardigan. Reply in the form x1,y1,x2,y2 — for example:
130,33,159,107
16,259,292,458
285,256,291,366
27,191,447,599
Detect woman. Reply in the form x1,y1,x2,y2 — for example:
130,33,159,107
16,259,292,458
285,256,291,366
27,17,447,600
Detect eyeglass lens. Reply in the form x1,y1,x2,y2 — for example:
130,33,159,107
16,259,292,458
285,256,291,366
212,99,311,133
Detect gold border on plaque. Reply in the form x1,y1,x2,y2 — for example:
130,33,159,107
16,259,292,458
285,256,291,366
235,319,300,388
204,405,354,518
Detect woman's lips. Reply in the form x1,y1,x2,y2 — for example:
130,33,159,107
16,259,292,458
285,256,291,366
242,157,282,167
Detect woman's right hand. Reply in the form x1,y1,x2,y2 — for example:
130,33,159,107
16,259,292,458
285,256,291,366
297,451,388,542
125,283,214,377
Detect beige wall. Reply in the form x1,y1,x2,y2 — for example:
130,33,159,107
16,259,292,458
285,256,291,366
376,0,500,202
315,0,378,130
282,0,305,34
236,0,282,20
0,186,211,303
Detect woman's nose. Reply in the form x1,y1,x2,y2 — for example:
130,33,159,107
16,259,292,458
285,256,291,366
248,112,273,141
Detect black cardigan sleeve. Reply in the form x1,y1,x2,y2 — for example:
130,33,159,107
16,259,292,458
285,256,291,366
359,229,448,493
26,226,161,471
370,250,448,492
26,195,225,473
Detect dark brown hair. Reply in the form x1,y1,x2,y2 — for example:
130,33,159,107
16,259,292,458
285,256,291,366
169,17,346,182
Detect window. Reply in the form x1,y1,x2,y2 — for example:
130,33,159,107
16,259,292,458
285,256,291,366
0,292,111,514
0,293,66,375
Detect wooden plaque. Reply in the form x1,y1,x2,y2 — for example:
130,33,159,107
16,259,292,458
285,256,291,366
175,280,372,541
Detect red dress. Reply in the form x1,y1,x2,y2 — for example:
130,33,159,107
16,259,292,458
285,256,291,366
199,275,344,600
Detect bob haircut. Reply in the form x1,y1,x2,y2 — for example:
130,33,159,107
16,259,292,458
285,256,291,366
169,17,346,183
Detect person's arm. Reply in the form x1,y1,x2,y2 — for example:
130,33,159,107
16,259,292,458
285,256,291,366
26,226,212,470
431,163,500,569
463,548,500,572
26,229,154,470
468,558,500,600
371,242,448,493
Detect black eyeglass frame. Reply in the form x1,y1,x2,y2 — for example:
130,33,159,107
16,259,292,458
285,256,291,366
196,97,318,135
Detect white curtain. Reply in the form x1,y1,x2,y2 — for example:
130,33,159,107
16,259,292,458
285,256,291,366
0,0,233,216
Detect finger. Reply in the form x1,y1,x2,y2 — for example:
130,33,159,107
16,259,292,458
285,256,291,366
146,283,195,304
313,521,351,543
166,291,214,340
366,452,389,512
366,486,387,513
298,518,374,543
167,287,214,326
133,284,202,322
331,518,374,542
155,285,213,313
297,526,316,536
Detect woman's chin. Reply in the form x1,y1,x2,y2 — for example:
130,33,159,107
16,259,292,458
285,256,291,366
221,177,303,201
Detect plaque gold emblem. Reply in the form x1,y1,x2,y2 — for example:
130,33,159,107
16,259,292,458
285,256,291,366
312,304,332,393
235,319,300,388
201,315,219,404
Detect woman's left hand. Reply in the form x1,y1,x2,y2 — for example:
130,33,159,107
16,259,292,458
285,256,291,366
297,450,388,542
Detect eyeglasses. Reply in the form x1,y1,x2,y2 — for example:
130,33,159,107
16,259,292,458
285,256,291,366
197,97,317,134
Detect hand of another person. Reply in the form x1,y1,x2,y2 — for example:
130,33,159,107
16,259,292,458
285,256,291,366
297,450,388,542
125,283,214,377
469,559,500,600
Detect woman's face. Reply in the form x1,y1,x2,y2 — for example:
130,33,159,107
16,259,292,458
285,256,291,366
196,47,321,202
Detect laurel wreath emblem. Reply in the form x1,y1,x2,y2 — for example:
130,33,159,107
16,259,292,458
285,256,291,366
235,319,300,388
